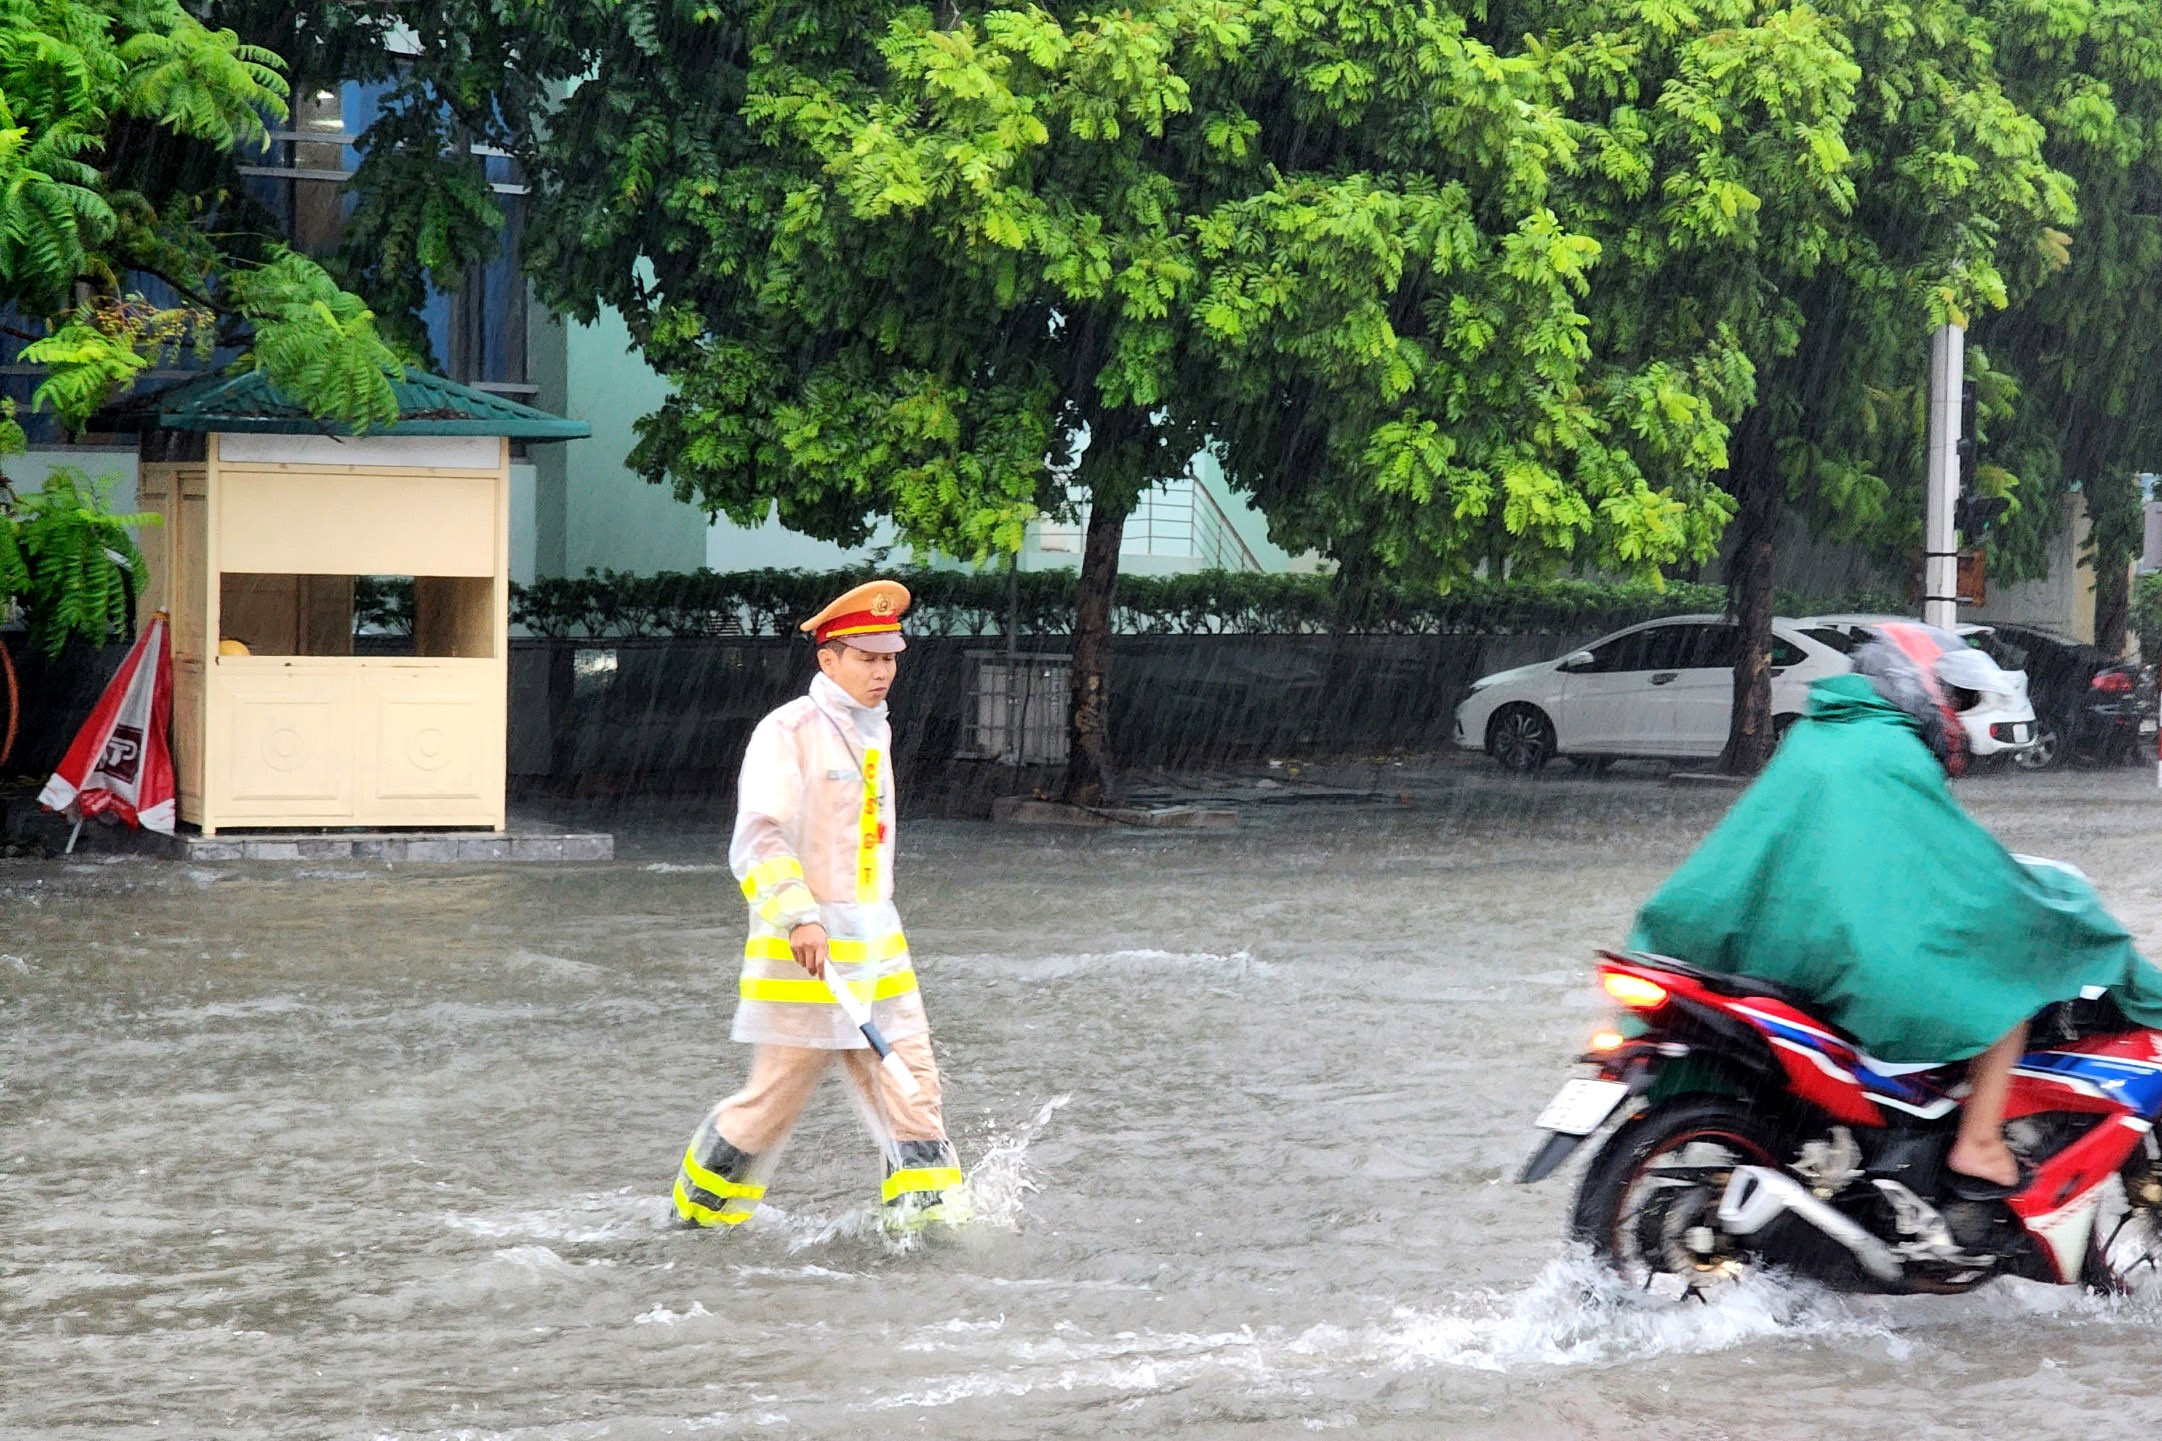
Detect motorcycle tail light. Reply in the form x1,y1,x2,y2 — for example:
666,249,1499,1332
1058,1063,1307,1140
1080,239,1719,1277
1588,1029,1627,1053
1601,972,1670,1010
2092,670,2135,694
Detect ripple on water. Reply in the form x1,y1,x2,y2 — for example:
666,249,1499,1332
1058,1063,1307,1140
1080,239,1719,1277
972,950,1270,981
445,1188,669,1244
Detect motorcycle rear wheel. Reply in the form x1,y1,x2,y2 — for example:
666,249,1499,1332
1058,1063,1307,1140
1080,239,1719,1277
1571,1096,1784,1295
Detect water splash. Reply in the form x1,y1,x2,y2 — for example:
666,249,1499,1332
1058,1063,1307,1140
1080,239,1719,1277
1384,1251,1879,1371
757,1094,1070,1253
963,1093,1070,1232
1376,1248,2162,1373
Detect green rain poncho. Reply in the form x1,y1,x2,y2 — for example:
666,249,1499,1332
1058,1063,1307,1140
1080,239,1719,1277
1631,673,2162,1062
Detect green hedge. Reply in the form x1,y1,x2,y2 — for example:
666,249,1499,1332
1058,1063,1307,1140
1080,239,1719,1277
492,567,1900,640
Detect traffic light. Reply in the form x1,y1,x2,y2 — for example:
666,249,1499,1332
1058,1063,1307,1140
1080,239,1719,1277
1956,492,2010,539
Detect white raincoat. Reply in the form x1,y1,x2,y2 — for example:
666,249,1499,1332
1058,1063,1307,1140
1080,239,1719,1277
728,673,928,1049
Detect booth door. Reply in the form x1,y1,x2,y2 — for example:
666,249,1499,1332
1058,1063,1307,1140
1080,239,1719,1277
358,662,505,825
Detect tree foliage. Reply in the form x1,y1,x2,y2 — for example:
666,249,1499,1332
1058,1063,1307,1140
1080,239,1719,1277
196,0,570,367
506,0,1892,798
1981,0,2162,654
0,468,151,655
521,0,1802,579
0,0,401,436
170,0,2162,787
1602,0,2095,771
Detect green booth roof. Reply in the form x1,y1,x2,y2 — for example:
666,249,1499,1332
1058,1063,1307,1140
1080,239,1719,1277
132,368,591,440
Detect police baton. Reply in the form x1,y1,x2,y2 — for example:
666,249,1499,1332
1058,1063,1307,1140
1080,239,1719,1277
823,966,923,1098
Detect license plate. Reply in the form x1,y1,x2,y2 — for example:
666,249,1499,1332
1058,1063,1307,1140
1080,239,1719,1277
1534,1077,1630,1136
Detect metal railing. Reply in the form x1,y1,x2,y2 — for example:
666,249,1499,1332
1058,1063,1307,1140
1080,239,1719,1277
1031,474,1261,571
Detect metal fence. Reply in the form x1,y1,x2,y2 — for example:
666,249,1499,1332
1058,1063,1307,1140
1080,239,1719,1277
504,631,1592,810
960,652,1071,764
7,629,1595,816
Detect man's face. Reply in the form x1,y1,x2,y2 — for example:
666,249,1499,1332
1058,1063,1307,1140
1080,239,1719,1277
818,641,899,707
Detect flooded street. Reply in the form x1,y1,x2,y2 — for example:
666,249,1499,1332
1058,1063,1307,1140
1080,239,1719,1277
11,764,2162,1438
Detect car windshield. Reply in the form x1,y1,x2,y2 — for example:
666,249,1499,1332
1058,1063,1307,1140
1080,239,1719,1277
1801,626,1857,655
1971,631,2030,673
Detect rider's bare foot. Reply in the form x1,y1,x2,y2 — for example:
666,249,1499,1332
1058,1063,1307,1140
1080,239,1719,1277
1948,1135,2019,1188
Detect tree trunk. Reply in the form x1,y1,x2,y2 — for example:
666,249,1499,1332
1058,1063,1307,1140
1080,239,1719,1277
1061,496,1128,806
2095,553,2131,659
1721,413,1780,776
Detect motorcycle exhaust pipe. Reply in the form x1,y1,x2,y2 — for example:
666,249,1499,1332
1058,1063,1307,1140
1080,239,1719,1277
1716,1165,1903,1283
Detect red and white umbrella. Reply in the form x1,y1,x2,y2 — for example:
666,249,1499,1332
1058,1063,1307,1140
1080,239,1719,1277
39,612,176,839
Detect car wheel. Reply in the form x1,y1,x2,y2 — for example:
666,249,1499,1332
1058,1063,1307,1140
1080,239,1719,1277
1489,705,1557,773
2013,721,2062,771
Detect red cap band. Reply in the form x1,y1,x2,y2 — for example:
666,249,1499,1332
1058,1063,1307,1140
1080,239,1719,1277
815,609,903,644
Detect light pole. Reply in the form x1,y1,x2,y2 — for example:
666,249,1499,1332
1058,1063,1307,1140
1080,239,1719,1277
1922,322,1964,630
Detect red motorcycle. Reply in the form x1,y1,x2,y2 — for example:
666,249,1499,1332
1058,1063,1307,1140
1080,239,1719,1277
1518,950,2162,1296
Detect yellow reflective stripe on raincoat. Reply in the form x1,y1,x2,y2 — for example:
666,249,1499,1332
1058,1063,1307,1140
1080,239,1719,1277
858,747,882,901
882,1166,965,1203
680,1147,765,1202
739,969,919,1005
739,856,806,901
756,884,816,927
674,1178,754,1226
743,932,908,965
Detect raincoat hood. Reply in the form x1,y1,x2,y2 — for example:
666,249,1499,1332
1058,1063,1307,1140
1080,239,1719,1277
1630,676,2162,1062
1804,671,1903,726
811,672,890,728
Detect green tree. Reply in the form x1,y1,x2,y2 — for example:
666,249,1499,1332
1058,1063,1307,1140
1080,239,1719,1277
2,0,420,762
0,0,406,440
1982,0,2162,658
195,0,570,366
0,466,151,766
1675,0,2079,772
515,0,1861,801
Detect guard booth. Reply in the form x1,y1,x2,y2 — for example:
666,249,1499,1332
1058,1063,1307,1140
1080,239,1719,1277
120,370,588,835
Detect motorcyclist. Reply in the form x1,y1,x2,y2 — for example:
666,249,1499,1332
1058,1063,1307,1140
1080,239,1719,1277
1631,622,2162,1199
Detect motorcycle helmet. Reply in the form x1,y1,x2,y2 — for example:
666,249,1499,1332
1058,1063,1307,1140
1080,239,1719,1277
1850,621,2018,776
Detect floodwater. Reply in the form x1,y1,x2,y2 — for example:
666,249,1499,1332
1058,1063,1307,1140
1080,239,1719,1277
10,762,2162,1438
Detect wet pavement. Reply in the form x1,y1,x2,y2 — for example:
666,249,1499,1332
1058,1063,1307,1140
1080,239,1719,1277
8,760,2162,1438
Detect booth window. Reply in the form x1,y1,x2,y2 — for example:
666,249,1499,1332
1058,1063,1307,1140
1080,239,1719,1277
218,574,494,658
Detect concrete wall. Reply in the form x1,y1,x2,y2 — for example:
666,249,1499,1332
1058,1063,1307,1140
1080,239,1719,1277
1968,509,2097,643
704,508,896,571
527,304,710,579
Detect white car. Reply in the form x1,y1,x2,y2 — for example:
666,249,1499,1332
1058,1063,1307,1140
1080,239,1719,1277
1792,615,2038,759
1453,615,1849,771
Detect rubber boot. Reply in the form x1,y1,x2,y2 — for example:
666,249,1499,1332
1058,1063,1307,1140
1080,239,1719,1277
672,1115,766,1229
880,1138,970,1234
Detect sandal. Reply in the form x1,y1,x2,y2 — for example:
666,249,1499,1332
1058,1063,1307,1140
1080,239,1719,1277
1947,1159,2035,1203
